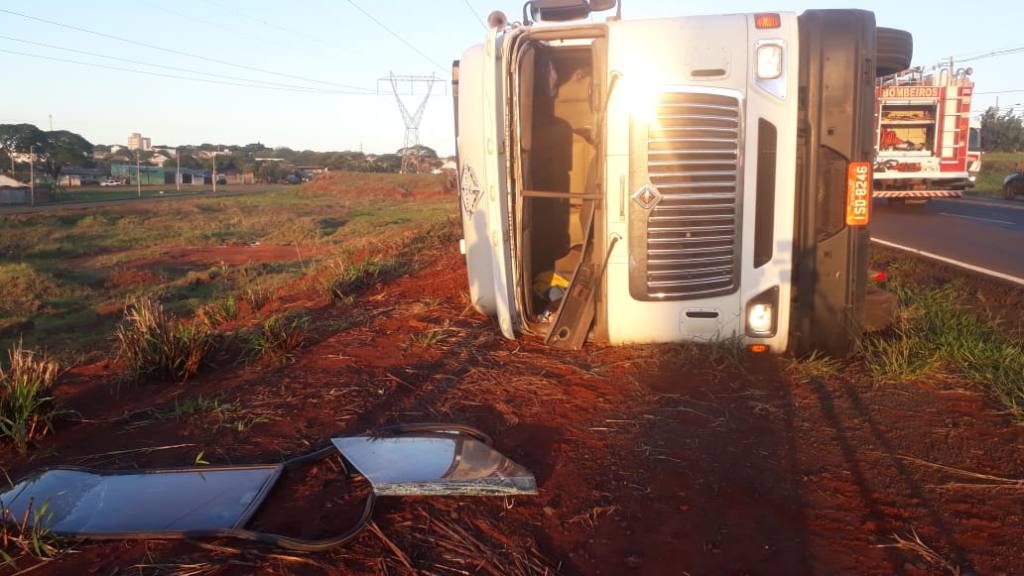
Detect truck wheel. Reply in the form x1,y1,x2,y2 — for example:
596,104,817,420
1006,181,1020,201
876,27,913,77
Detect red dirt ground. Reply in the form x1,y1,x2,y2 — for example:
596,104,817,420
124,244,320,269
3,247,1023,575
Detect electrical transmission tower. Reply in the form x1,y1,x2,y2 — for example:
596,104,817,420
379,72,446,162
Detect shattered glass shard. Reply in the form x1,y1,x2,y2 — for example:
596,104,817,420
332,435,538,496
0,466,282,535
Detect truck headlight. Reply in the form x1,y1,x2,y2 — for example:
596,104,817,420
754,40,786,99
746,287,779,337
756,44,783,79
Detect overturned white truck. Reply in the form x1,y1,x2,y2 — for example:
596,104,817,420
453,1,911,355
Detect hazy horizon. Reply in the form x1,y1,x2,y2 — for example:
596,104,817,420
2,0,1021,155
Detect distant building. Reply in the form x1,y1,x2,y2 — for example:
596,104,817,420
0,174,27,188
112,163,165,185
128,133,152,151
110,164,208,186
295,166,329,175
0,174,31,204
58,168,107,187
177,168,206,185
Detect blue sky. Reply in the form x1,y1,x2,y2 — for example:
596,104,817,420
1,1,1021,155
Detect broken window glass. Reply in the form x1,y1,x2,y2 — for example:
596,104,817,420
332,435,537,496
0,466,282,535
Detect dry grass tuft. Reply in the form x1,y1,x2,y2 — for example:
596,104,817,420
407,508,556,576
785,351,843,384
115,298,215,382
0,498,63,569
900,455,1024,491
244,313,308,366
0,342,62,454
877,528,961,575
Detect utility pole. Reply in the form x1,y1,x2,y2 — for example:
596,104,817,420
136,150,142,198
48,114,52,131
176,148,181,192
29,145,34,206
212,152,219,194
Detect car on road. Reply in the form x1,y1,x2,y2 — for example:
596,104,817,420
99,178,121,187
1004,171,1023,200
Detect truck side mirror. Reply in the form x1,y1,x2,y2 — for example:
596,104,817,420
526,0,591,23
588,0,618,11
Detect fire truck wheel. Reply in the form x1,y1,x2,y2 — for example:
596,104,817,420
1005,182,1019,201
876,27,913,77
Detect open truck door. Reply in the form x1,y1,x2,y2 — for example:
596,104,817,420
457,31,522,339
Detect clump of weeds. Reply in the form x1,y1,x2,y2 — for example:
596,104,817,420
786,351,843,384
199,295,239,326
244,313,308,365
323,254,410,303
862,284,1024,419
243,283,271,312
0,499,63,568
406,322,453,349
115,297,216,383
168,394,269,433
0,342,64,454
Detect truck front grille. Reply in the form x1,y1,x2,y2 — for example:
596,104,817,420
643,91,742,299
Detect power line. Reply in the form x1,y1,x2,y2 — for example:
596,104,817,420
140,0,243,37
460,0,487,28
202,0,364,58
0,48,373,95
343,0,447,72
0,7,374,92
954,44,1024,64
0,34,347,92
975,89,1024,95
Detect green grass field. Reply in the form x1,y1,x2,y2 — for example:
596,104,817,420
970,151,1024,197
0,173,454,359
46,183,285,204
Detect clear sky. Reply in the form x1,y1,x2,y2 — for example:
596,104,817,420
1,1,1021,155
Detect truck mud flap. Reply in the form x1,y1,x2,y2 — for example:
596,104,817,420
792,10,876,356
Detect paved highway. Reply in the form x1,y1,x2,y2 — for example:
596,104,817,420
871,196,1024,283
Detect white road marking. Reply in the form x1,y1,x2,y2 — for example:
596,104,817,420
955,197,1024,211
938,212,1015,226
871,238,1024,287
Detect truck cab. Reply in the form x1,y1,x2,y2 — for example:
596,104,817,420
454,1,908,355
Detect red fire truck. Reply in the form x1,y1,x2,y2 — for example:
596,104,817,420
874,65,975,203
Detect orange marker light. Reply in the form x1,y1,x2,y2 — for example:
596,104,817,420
749,344,770,353
846,162,872,226
754,13,781,29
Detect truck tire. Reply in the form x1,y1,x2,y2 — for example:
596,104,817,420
876,27,913,77
1005,180,1021,201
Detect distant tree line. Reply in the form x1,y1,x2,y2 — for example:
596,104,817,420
979,107,1024,152
0,123,447,188
0,124,93,186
